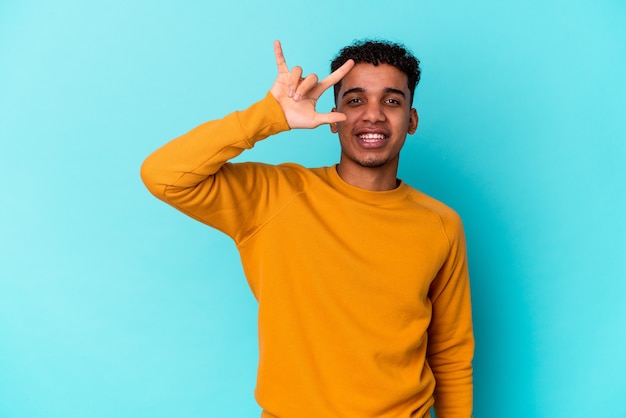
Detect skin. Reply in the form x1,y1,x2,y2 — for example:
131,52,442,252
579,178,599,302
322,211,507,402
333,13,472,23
331,63,418,191
270,40,417,191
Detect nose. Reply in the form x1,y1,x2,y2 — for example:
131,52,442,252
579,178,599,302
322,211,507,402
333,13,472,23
362,101,386,123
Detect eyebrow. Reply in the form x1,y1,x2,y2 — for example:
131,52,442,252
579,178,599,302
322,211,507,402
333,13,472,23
342,87,406,98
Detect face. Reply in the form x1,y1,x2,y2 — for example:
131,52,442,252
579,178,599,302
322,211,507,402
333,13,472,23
331,63,418,172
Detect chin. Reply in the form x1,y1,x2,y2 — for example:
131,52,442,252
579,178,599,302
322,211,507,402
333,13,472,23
355,155,392,168
357,160,387,168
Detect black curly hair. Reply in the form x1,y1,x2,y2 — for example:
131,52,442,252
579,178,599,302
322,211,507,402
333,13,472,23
331,40,421,106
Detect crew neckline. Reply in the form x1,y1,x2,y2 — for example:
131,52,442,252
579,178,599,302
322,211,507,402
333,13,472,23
323,165,411,205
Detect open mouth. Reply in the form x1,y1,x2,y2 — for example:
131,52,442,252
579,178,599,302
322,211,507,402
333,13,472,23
357,132,388,148
358,133,386,142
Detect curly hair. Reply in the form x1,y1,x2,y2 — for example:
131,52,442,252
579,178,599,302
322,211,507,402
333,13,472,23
331,40,421,106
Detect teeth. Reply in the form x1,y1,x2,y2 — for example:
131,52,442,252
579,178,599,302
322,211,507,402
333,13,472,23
359,133,385,140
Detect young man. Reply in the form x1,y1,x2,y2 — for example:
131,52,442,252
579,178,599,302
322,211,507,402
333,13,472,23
141,40,474,418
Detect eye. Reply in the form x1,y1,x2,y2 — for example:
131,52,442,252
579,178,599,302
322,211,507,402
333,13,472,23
385,98,401,106
346,97,363,105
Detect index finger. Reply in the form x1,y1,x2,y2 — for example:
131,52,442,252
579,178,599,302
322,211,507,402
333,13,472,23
311,59,355,97
274,40,289,74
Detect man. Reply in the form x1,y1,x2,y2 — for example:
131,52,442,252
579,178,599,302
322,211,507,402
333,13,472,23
141,40,474,418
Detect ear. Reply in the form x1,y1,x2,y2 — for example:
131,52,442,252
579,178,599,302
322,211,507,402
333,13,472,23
330,108,339,133
408,108,418,134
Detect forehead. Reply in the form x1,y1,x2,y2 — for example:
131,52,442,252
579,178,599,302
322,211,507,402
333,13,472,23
339,63,409,95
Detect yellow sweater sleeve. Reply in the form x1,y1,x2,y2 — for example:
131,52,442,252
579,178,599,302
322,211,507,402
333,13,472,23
140,92,290,239
427,211,474,417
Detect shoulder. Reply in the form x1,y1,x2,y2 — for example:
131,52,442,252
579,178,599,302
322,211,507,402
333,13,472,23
404,185,465,238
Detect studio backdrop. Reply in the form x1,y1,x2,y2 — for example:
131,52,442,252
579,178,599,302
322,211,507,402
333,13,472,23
1,1,625,417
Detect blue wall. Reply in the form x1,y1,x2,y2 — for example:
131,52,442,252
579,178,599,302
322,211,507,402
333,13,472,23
1,1,625,417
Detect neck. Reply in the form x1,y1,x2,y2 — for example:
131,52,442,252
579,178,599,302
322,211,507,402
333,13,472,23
336,161,400,191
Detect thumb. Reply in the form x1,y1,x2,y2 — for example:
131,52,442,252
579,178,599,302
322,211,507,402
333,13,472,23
314,110,347,126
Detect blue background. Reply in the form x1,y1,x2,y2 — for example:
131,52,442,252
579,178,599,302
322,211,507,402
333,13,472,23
1,0,625,417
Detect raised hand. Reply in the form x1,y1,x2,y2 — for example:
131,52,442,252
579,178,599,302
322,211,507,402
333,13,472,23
270,40,354,129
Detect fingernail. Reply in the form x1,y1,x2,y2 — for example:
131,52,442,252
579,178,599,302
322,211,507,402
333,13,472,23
294,93,301,101
288,88,294,97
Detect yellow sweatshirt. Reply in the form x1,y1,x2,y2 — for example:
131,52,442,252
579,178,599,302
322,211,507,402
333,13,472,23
141,93,474,418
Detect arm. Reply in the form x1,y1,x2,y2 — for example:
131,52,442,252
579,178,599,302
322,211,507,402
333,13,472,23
140,92,288,196
141,40,354,194
427,214,474,418
140,41,354,237
140,93,291,238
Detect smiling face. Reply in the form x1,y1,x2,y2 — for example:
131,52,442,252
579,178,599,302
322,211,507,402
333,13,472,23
331,63,418,186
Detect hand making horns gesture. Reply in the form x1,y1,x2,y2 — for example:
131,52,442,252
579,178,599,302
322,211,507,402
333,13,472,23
270,40,355,129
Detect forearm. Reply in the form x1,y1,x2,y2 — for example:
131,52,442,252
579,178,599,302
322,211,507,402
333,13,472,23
429,292,474,417
140,92,290,201
429,338,474,417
